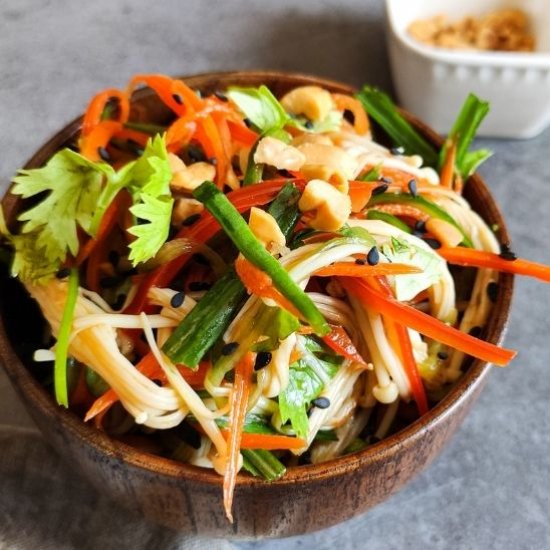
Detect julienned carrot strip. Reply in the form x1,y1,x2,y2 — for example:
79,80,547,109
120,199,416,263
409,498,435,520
166,115,196,151
113,128,151,147
313,262,422,277
128,74,203,117
368,277,428,415
193,116,227,187
348,181,380,212
438,247,550,284
440,140,457,189
234,256,303,319
371,203,429,222
339,277,516,366
79,120,123,161
322,325,367,365
124,180,305,314
82,89,130,137
220,431,306,451
226,119,258,147
332,93,370,135
224,352,254,523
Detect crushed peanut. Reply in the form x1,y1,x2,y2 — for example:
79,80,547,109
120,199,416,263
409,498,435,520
408,9,535,52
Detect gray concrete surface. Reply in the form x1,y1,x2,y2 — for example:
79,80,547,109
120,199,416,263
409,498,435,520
0,1,549,548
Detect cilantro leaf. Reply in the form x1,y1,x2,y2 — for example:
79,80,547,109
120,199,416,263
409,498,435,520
127,193,174,265
227,85,291,134
9,149,104,278
278,335,341,438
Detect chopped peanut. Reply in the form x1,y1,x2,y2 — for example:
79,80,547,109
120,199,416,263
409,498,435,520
171,198,204,226
253,136,306,171
171,162,216,193
298,179,351,232
248,207,286,251
297,142,357,193
280,86,335,122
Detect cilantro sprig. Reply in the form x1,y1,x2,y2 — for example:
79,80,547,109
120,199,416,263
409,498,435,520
2,134,173,282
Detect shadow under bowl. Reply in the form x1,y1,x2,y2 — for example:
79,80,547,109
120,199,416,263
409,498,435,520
0,71,513,539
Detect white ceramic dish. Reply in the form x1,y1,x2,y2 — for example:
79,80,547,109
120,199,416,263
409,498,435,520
385,0,550,139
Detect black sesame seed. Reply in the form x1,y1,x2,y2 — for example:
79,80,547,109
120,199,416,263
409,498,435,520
486,281,499,303
304,120,314,130
170,291,185,308
55,267,70,279
188,281,212,291
312,397,331,409
254,351,272,371
98,147,111,161
367,246,380,266
208,157,218,166
243,118,252,128
499,243,517,261
414,220,426,233
100,276,121,289
221,342,239,356
372,183,389,196
407,179,418,197
355,258,366,265
469,326,482,338
437,351,449,361
424,238,441,250
278,169,294,178
108,250,120,266
391,146,405,155
214,91,228,102
182,213,201,227
187,145,206,162
172,93,184,105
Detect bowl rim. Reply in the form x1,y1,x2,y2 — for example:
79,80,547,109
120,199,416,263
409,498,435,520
385,0,550,67
0,69,514,488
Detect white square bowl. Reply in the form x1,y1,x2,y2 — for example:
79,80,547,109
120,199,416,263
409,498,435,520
386,0,550,138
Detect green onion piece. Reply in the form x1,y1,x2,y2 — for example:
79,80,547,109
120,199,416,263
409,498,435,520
368,192,473,248
85,366,110,398
439,93,491,178
356,86,438,167
266,182,301,238
162,183,302,367
193,181,329,336
357,164,381,182
162,270,245,367
366,209,412,234
241,449,286,481
243,139,264,186
54,268,79,407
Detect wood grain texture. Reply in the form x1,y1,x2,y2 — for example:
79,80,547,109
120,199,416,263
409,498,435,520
0,71,513,539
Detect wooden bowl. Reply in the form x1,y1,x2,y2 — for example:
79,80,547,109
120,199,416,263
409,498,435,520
0,71,513,539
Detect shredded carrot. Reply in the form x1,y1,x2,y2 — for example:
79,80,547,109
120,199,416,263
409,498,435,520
348,181,380,212
234,256,303,319
438,247,550,284
339,277,516,366
81,89,130,137
332,93,370,135
313,261,422,278
79,120,122,161
224,352,254,523
221,431,306,451
322,325,367,365
371,203,429,222
193,115,228,188
226,119,258,147
368,277,428,415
